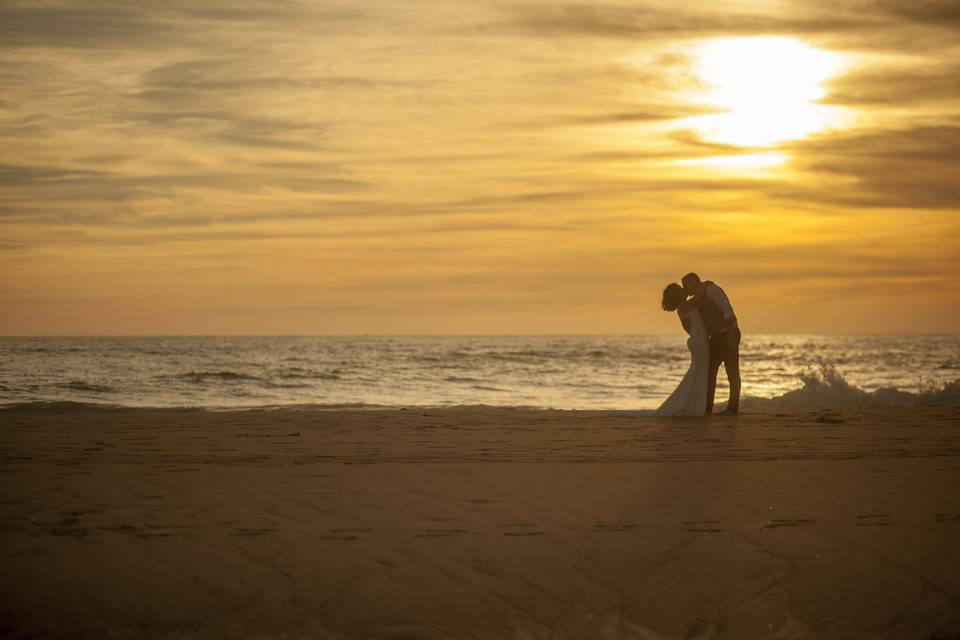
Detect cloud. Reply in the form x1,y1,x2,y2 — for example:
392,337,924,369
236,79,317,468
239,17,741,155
472,1,960,54
503,105,710,130
137,59,401,98
0,3,173,49
866,0,960,26
783,124,960,209
0,1,362,49
826,66,960,107
0,157,372,228
0,164,105,185
114,54,428,152
483,3,873,40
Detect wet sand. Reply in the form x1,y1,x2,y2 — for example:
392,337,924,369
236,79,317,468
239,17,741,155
1,404,959,638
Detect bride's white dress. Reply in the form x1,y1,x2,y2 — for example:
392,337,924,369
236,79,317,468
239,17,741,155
655,307,709,416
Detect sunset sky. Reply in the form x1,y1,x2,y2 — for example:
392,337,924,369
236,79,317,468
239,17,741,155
2,0,959,335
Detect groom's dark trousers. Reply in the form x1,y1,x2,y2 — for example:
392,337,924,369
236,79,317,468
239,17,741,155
706,327,741,414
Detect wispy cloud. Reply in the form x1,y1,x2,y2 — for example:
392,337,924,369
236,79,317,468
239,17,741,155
785,124,960,209
488,3,872,40
0,1,363,49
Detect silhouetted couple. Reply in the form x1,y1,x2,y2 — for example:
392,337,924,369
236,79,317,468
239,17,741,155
655,273,741,417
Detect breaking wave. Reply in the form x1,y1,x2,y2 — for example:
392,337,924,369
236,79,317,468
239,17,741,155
746,364,960,409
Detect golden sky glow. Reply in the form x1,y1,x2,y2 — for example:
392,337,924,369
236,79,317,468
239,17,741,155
1,0,959,334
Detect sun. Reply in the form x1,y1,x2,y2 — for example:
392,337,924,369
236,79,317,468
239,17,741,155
685,36,848,147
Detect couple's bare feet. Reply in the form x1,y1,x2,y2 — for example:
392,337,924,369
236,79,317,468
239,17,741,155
705,408,739,416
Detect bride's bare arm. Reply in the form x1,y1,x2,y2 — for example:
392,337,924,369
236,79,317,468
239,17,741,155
675,287,702,326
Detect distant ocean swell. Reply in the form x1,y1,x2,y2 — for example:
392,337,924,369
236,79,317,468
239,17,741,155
161,369,344,382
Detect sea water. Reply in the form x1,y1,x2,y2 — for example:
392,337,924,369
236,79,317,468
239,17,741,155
1,335,958,410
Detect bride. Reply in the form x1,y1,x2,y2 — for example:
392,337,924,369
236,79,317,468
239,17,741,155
655,283,708,416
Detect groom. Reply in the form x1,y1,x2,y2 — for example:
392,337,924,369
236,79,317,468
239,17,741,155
682,273,741,414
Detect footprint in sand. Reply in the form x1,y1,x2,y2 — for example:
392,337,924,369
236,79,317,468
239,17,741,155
853,514,895,527
683,519,725,533
500,523,544,536
414,528,469,538
814,415,845,424
592,523,637,532
933,512,960,523
231,527,274,537
317,527,372,541
764,518,817,529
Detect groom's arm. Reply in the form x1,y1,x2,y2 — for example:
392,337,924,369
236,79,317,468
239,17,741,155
724,317,738,349
706,284,739,346
706,285,736,321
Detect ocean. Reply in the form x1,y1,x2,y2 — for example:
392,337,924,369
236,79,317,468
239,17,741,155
2,335,958,411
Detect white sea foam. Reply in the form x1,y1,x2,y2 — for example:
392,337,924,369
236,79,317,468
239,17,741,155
744,363,960,409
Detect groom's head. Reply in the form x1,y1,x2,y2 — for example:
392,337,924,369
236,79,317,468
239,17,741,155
662,283,685,311
681,272,701,295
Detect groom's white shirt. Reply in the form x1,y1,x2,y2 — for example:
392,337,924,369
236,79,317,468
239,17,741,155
705,282,736,320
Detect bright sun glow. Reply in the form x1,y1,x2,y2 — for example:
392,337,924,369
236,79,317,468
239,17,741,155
686,36,848,147
674,152,788,171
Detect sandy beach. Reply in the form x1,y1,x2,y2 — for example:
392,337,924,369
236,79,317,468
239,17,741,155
2,404,959,639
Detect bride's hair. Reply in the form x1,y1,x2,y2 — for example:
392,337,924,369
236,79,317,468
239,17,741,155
662,283,685,311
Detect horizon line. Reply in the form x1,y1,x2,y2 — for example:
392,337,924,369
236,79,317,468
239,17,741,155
2,332,958,338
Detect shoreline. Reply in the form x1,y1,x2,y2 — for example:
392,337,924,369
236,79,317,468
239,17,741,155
4,392,958,414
